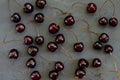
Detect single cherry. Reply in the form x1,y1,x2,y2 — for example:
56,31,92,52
34,13,44,23
74,42,84,52
55,61,64,72
87,3,97,13
109,17,118,27
31,71,41,80
23,3,34,13
75,69,86,79
27,46,39,57
99,33,109,43
78,58,89,69
55,34,65,44
47,42,58,52
92,58,102,68
49,23,60,34
16,23,25,33
35,0,47,9
35,36,44,45
26,58,36,68
11,13,21,23
8,49,19,59
98,17,108,26
49,70,59,80
24,35,33,45
64,15,75,26
93,41,103,50
104,45,113,54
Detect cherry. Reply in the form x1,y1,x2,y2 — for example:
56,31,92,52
64,15,75,26
26,58,36,68
109,17,118,27
30,71,41,80
23,3,34,13
104,45,113,54
47,42,58,52
16,23,25,33
55,61,64,72
86,3,97,13
78,58,89,69
92,58,102,68
49,70,59,80
34,13,44,23
99,33,109,43
75,69,86,79
55,34,65,44
93,41,103,50
74,42,84,52
98,17,108,26
27,46,39,57
35,36,44,45
35,0,47,9
49,23,60,34
11,13,21,23
8,49,19,59
24,35,33,45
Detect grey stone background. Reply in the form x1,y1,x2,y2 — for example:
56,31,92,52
0,0,120,80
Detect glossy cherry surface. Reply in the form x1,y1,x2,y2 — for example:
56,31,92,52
75,69,86,79
27,46,39,57
47,42,58,52
55,34,65,44
35,36,44,45
98,17,108,26
64,15,75,26
93,41,103,50
109,17,118,27
26,58,36,68
11,13,21,23
99,33,109,43
23,3,34,13
49,23,60,34
92,58,102,68
24,35,33,45
16,23,25,33
49,70,59,80
8,49,19,59
31,71,41,80
74,42,84,52
78,58,89,69
104,45,113,54
55,61,64,72
35,0,47,9
87,3,97,13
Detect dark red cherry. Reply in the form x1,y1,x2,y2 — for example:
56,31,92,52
49,70,59,80
26,58,36,68
64,15,75,26
78,58,89,69
98,17,108,26
55,61,64,72
109,17,118,27
104,45,113,54
35,36,44,45
47,42,58,52
34,13,44,23
87,3,97,13
8,49,19,59
99,33,109,43
74,42,84,52
75,69,86,79
27,46,39,57
16,23,25,33
92,58,102,68
23,3,34,13
49,23,60,34
11,13,21,23
93,41,103,50
35,0,47,9
31,71,41,80
24,35,33,45
55,34,65,44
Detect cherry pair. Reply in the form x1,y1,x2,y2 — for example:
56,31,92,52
30,71,41,80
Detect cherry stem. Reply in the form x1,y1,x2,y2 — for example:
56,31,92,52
71,1,87,8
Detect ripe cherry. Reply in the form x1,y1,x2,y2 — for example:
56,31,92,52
27,46,39,57
55,61,64,72
74,42,84,52
92,58,102,68
99,33,109,43
87,3,97,13
23,3,34,13
55,34,65,44
49,23,60,34
35,36,44,45
11,13,21,23
26,58,36,68
47,42,58,52
16,23,25,33
109,17,118,27
104,45,113,54
35,0,47,9
78,58,89,69
49,70,59,80
34,13,44,23
30,71,41,80
75,69,86,79
93,41,103,50
24,35,33,45
8,49,19,59
98,17,108,26
64,15,75,26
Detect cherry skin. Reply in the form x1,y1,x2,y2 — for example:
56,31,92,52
34,13,44,23
78,58,89,69
49,23,60,34
16,23,25,33
11,13,21,23
27,46,39,57
35,36,44,45
75,69,86,79
35,0,47,9
55,61,64,72
24,35,33,45
74,42,84,52
49,70,59,80
23,3,34,13
93,41,103,50
47,42,58,52
109,17,118,27
8,49,19,59
92,58,102,68
55,34,65,44
104,45,113,54
30,71,41,80
98,17,108,26
64,15,75,26
26,58,36,68
99,33,109,43
87,3,97,13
